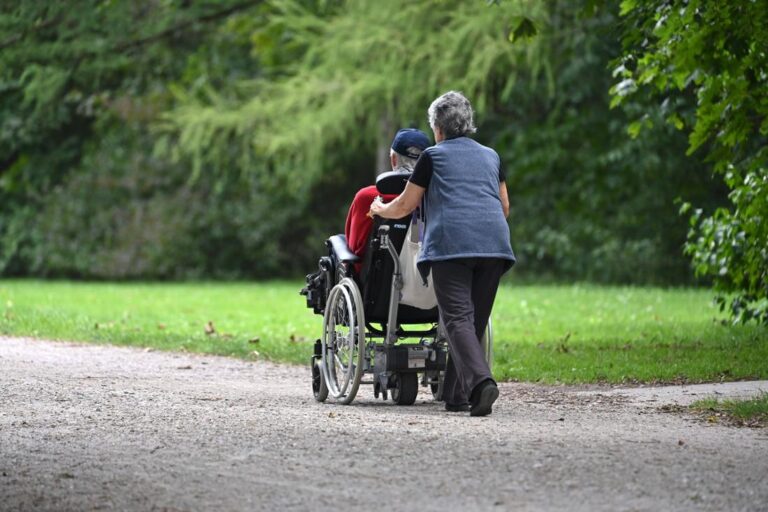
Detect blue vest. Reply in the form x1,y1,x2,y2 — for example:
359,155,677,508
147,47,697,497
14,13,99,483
417,137,516,276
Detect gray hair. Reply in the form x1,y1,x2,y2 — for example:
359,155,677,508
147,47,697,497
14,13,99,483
391,149,421,171
427,91,477,139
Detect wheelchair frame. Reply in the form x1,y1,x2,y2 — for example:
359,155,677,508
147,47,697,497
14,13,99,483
304,225,493,405
304,220,493,407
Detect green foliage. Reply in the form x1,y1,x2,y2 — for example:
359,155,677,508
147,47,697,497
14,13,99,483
487,2,722,283
162,0,549,186
687,168,768,323
162,0,724,284
2,280,766,383
6,119,362,279
0,0,267,277
613,1,768,322
0,0,257,167
0,0,736,285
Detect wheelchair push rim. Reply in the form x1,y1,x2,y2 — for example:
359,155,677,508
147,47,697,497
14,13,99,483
481,318,494,371
320,278,365,404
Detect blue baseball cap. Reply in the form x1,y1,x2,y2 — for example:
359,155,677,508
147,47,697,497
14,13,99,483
391,128,431,159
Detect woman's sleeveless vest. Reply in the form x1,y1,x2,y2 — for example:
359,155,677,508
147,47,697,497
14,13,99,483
417,137,516,277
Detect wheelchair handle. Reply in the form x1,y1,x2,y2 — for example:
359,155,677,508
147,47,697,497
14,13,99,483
378,223,402,346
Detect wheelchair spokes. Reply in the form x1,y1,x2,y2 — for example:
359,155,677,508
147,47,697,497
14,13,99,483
320,278,365,404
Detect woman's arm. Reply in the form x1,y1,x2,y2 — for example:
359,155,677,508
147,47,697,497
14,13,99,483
499,181,510,218
369,181,426,219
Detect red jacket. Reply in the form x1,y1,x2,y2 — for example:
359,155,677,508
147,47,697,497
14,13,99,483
344,185,397,263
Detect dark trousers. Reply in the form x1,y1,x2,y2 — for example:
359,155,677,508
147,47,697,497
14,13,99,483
431,258,505,405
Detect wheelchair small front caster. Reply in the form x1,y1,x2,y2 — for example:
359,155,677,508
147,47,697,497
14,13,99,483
312,359,328,402
374,381,389,401
391,372,418,406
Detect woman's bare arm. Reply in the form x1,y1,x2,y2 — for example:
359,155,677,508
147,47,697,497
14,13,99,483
369,181,426,219
499,181,510,218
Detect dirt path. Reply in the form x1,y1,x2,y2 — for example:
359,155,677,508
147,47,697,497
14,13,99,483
1,336,767,512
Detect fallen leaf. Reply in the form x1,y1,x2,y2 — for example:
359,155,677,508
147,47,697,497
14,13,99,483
250,350,260,358
249,337,260,344
157,323,166,330
177,365,192,370
204,321,216,335
328,411,337,418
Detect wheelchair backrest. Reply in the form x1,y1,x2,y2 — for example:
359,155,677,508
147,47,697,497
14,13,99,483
375,170,411,195
360,215,438,324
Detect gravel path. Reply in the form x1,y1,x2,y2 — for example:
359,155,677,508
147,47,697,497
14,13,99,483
1,336,767,512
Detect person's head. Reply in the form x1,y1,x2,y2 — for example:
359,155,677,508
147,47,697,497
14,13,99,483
390,128,431,171
427,90,476,142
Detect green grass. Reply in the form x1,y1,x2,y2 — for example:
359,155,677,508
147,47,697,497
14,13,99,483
492,285,767,383
691,393,768,425
1,279,766,384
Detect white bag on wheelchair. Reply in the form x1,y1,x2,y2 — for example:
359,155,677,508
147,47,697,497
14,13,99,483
399,219,437,310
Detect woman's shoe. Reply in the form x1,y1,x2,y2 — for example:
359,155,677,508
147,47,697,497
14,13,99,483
469,380,499,417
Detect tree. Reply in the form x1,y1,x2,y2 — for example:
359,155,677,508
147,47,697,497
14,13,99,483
484,0,722,283
0,0,733,283
613,0,768,322
0,0,263,275
162,0,549,186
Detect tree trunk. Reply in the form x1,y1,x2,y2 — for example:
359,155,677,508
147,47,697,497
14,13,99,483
375,112,395,178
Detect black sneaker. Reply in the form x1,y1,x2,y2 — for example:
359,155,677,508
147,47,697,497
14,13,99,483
469,380,499,417
444,403,470,412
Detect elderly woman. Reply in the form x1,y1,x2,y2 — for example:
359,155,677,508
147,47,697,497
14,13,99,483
370,91,515,416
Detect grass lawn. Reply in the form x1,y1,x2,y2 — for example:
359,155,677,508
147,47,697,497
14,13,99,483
690,393,768,427
1,279,765,384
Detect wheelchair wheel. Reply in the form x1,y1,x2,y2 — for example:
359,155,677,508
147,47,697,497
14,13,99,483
480,318,494,372
428,369,444,401
312,359,328,402
321,278,365,405
391,372,418,406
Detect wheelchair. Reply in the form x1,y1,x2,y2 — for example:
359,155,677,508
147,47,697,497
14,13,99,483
300,170,493,405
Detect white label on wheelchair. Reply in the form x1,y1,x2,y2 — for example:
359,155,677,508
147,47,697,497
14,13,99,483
407,346,428,369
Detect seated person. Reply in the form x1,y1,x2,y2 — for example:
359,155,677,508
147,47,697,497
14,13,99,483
344,128,431,265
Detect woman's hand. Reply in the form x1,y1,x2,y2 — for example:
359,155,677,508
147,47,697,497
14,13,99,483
369,196,385,218
369,182,426,219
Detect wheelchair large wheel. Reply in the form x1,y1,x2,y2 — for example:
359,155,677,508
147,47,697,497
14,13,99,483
321,278,365,405
391,372,418,405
